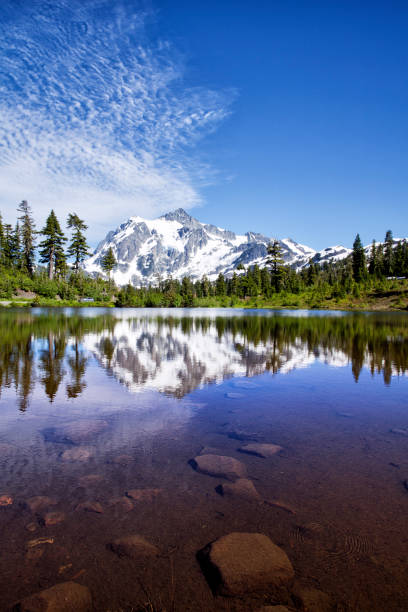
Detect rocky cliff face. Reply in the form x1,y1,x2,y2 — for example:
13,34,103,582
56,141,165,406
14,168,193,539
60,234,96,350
84,208,351,286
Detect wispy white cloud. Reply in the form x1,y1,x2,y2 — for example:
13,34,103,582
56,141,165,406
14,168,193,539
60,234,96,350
0,0,234,243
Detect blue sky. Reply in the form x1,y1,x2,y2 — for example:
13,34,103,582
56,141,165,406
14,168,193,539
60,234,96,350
0,0,407,249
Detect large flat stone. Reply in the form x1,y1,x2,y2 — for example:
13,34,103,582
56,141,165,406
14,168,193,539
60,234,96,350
126,488,161,502
190,454,247,481
60,448,93,462
109,535,159,559
13,581,92,611
43,420,108,445
238,443,282,458
26,496,58,513
215,478,261,501
198,532,294,597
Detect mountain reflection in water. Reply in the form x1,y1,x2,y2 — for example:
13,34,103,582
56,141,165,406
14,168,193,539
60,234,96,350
0,308,407,410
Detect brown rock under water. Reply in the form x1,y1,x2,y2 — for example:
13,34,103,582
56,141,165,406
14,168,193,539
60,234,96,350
61,448,93,462
198,532,294,597
44,419,108,444
190,454,247,481
12,580,92,611
26,496,57,513
78,474,104,486
215,478,261,501
75,501,103,514
292,584,333,611
238,443,283,458
43,511,65,526
0,494,13,506
107,497,134,512
126,488,161,502
109,535,159,559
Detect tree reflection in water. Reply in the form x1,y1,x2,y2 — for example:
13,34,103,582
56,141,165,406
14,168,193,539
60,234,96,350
0,309,407,409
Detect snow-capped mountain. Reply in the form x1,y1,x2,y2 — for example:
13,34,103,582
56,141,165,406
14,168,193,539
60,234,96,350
83,208,350,286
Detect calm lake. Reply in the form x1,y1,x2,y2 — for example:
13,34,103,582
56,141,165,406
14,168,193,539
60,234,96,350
0,307,407,611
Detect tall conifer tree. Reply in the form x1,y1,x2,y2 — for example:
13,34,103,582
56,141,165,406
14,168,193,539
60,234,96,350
101,247,116,284
39,210,67,280
67,213,90,272
17,200,36,276
266,239,285,291
383,230,394,276
352,233,366,282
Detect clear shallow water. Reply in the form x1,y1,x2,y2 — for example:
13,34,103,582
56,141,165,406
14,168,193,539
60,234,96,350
0,307,408,611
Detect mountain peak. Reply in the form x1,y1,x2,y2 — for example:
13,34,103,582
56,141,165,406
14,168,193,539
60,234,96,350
161,208,195,224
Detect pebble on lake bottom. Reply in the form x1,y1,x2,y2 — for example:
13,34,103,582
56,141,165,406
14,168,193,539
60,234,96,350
0,494,13,506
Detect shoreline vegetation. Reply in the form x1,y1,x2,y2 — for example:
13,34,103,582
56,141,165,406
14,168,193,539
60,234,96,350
0,202,407,311
0,278,407,311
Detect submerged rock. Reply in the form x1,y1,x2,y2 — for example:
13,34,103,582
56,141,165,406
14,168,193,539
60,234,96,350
27,536,55,548
0,494,13,506
215,478,261,501
107,497,134,512
225,392,244,399
292,584,332,611
43,511,65,526
109,535,159,559
256,607,292,612
26,496,57,513
189,454,247,481
75,501,103,514
225,430,260,442
0,442,15,456
13,581,92,612
126,489,161,502
61,447,93,462
43,419,108,445
78,474,104,486
390,428,408,437
238,443,282,458
111,454,134,465
198,532,294,597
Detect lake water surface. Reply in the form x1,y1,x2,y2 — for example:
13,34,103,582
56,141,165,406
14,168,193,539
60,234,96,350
0,308,407,611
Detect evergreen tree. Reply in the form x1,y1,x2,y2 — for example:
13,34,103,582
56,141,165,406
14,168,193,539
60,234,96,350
2,224,13,267
17,200,36,276
352,233,366,282
0,213,4,266
394,241,404,277
215,272,226,296
266,239,285,291
180,275,194,306
11,222,21,268
101,247,117,283
383,230,394,276
67,213,90,272
201,275,211,297
38,210,67,280
368,240,378,276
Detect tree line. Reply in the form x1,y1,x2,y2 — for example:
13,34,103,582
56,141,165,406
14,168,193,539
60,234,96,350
117,232,408,307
